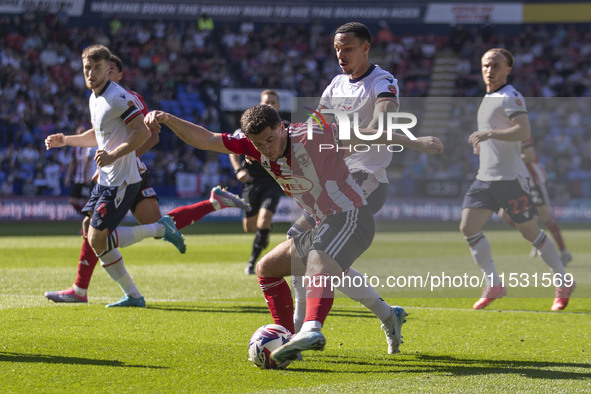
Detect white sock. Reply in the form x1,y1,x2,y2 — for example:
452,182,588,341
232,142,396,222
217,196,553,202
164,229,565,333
291,275,306,333
110,223,164,249
337,268,392,322
73,284,87,297
100,248,142,298
533,230,566,277
301,320,322,332
466,232,500,286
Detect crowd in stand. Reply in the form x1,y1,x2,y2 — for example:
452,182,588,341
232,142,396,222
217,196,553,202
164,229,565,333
0,11,589,199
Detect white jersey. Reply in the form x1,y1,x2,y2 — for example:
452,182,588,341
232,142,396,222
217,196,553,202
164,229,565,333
476,84,529,181
89,80,143,187
319,64,399,183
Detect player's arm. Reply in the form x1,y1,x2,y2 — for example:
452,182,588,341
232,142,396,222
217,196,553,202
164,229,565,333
144,110,232,154
348,128,444,154
469,113,531,147
95,115,151,167
135,129,159,157
366,96,399,129
229,152,252,183
45,128,97,150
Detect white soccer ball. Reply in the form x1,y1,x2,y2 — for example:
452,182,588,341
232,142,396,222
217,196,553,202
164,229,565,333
248,324,293,369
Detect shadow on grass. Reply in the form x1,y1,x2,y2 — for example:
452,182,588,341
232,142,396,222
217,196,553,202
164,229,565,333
0,351,167,369
307,353,591,380
146,304,376,319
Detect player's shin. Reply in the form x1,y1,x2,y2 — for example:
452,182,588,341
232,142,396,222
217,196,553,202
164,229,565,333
337,268,391,322
291,275,306,333
302,273,334,332
99,248,142,298
258,276,295,334
533,230,566,276
73,236,99,295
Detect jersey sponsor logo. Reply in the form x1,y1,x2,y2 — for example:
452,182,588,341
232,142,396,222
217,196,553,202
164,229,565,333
388,84,398,95
79,259,90,266
275,175,313,194
515,98,523,107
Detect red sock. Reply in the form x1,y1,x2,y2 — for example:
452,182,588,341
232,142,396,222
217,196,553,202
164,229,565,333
304,274,334,325
545,220,566,251
74,236,99,290
168,201,215,230
258,276,295,334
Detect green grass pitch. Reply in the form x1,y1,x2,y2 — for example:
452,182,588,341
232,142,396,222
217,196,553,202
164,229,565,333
0,222,589,392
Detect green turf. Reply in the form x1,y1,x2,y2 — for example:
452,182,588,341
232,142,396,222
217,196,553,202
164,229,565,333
0,224,589,392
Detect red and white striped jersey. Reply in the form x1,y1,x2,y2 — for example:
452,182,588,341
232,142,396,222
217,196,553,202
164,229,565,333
222,122,366,223
71,146,96,184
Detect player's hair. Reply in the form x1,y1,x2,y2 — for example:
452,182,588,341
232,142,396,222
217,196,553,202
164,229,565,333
81,45,111,63
483,48,514,67
240,104,282,136
110,54,123,72
260,89,279,101
335,22,371,43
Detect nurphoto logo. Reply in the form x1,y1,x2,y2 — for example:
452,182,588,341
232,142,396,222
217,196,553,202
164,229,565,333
305,108,418,153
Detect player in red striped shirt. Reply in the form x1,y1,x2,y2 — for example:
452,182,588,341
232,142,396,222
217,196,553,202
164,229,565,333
145,104,443,361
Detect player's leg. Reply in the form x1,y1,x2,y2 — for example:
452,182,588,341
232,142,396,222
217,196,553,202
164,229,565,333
460,206,504,309
513,218,574,310
169,185,249,230
45,215,97,303
273,207,375,362
289,213,316,329
244,188,280,274
85,182,154,307
256,239,301,334
460,180,506,307
501,180,573,310
537,202,571,264
244,208,274,275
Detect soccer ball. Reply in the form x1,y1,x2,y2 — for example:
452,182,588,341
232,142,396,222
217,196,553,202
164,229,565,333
248,324,292,369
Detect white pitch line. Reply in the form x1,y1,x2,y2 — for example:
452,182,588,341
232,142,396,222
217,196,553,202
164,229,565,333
1,295,588,315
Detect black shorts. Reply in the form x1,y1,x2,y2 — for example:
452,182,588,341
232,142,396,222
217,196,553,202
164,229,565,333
462,178,537,224
82,181,142,232
242,180,284,218
130,173,158,213
292,205,375,271
70,182,92,200
351,171,388,214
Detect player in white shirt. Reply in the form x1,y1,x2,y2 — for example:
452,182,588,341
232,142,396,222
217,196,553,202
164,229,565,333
290,22,408,354
45,45,186,307
459,48,574,311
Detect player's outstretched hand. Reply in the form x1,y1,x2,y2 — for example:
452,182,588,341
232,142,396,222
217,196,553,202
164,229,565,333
144,110,168,132
45,133,66,150
415,136,444,154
